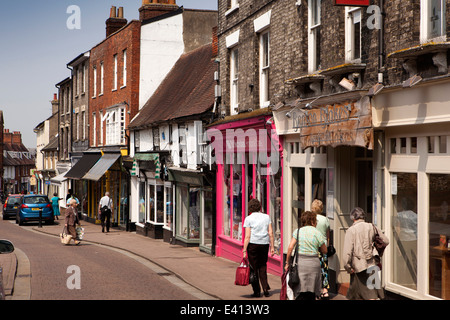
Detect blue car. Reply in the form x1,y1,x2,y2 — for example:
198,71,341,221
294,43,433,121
16,195,54,226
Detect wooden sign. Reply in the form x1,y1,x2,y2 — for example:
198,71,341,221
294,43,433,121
334,0,370,6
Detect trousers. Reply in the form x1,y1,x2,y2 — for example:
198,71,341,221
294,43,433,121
247,243,270,295
101,209,111,232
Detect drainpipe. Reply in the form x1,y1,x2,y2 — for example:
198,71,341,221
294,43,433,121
378,0,385,83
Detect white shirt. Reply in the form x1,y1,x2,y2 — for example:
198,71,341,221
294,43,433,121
99,196,112,209
243,212,271,245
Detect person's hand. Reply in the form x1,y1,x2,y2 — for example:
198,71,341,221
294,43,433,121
243,250,247,258
284,263,290,272
270,247,275,257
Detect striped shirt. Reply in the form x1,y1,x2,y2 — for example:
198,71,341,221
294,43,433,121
293,226,325,256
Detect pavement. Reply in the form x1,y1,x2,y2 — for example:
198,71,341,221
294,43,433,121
1,218,347,301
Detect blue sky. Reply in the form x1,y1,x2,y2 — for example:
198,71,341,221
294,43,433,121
0,0,217,148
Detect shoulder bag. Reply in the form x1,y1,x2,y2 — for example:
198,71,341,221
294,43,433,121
288,228,300,288
372,223,387,257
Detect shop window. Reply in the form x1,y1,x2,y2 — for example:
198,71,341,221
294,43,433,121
292,168,305,230
177,186,201,240
312,168,327,212
232,164,243,240
165,186,173,230
429,174,450,299
269,170,282,256
391,172,418,290
203,189,214,249
178,186,189,238
156,185,164,223
223,164,232,237
139,181,146,224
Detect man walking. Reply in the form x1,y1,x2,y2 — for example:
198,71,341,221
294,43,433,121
99,192,112,233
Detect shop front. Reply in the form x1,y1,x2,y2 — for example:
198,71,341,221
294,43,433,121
273,92,376,291
372,79,450,300
209,112,283,276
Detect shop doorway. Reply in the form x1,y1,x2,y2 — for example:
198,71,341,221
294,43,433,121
355,147,373,223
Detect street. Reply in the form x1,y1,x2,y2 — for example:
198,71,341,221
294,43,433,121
0,218,198,300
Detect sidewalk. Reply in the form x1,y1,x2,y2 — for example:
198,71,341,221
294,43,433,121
5,220,347,300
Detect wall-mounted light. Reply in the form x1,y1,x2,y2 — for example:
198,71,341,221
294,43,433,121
368,83,384,96
339,77,356,91
402,74,422,88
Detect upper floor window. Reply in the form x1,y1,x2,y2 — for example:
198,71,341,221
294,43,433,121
100,62,104,95
421,0,446,42
93,66,97,97
308,0,321,72
230,48,239,115
113,54,118,91
105,106,126,145
122,49,127,88
259,31,270,107
345,7,361,61
226,0,239,16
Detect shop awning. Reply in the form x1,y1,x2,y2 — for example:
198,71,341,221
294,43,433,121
167,167,207,186
133,153,161,178
64,153,102,179
50,172,68,186
83,153,121,181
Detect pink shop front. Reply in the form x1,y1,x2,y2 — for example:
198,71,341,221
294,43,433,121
209,113,284,276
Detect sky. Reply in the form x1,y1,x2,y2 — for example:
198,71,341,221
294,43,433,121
0,0,218,149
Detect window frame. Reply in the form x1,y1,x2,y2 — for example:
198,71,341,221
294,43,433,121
308,0,322,72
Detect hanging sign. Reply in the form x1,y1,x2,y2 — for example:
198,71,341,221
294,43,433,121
334,0,370,6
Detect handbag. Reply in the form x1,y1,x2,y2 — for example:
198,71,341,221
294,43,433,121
288,228,300,288
234,258,251,286
327,244,336,257
372,224,387,257
60,227,72,245
280,269,288,300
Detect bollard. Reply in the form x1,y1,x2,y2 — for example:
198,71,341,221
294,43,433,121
38,209,42,228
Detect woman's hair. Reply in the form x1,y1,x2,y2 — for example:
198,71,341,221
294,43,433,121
301,211,317,227
350,207,366,221
248,198,262,213
54,192,58,196
311,199,323,214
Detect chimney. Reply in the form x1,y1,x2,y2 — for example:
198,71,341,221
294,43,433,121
12,131,22,145
139,0,179,22
106,6,127,37
51,93,59,115
212,26,218,58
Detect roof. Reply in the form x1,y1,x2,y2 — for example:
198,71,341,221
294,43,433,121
42,136,58,152
128,43,215,130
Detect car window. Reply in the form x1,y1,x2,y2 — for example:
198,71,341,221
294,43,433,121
7,197,20,205
24,196,49,204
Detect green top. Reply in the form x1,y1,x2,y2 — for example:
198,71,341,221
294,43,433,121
316,214,330,245
293,226,325,256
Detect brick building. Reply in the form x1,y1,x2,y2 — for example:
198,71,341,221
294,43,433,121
215,0,450,299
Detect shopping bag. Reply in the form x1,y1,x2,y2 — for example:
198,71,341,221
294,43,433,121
280,269,288,300
234,258,250,286
76,227,85,240
60,227,72,245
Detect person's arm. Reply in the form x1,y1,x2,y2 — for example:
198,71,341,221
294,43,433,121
342,230,354,274
284,236,297,271
268,223,275,256
319,242,327,255
243,227,251,258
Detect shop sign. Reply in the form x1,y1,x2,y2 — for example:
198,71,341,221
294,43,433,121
334,0,370,6
273,97,373,149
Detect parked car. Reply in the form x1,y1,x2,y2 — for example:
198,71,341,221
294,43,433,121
16,195,54,226
0,239,14,300
2,195,23,220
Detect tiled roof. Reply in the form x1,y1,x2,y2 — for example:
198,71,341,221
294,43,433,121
129,43,215,129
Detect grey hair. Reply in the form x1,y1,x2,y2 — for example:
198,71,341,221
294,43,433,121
350,207,366,221
105,192,110,196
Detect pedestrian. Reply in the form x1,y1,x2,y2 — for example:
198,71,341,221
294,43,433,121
285,210,327,300
311,199,330,299
343,207,390,300
99,192,113,233
51,192,63,220
65,198,81,245
242,198,275,297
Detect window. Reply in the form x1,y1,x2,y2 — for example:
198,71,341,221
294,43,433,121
259,31,270,107
76,111,80,140
100,62,104,95
165,185,173,230
230,48,239,115
139,181,146,224
82,63,86,94
92,112,97,147
113,54,118,91
122,49,127,87
93,66,97,97
345,7,361,61
100,111,104,145
308,0,321,72
421,0,446,42
82,111,86,140
105,106,126,145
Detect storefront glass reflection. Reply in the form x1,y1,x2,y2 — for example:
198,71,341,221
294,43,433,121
139,181,146,224
292,168,305,230
429,174,450,299
392,172,418,290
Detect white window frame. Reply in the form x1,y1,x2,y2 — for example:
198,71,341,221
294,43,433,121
93,112,97,147
230,48,239,115
82,63,86,94
122,49,127,88
82,111,86,140
259,31,270,107
105,106,126,146
100,62,104,95
308,0,321,72
420,0,446,43
93,66,97,97
100,110,104,145
345,7,362,62
113,54,118,91
226,0,239,16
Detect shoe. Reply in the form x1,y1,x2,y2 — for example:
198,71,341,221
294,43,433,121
74,241,81,246
263,291,270,297
320,292,329,300
251,292,261,298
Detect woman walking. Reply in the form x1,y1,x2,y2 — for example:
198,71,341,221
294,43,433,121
243,199,275,297
51,193,62,220
65,198,81,245
285,211,327,300
343,207,389,300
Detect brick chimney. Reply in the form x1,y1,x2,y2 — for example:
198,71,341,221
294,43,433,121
51,93,59,115
12,131,22,145
139,0,179,22
106,6,127,37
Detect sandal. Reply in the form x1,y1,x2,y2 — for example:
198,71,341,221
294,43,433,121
320,292,329,300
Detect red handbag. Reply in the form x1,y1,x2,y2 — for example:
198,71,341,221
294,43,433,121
234,258,251,286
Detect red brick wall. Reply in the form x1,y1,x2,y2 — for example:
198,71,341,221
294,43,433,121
89,20,141,147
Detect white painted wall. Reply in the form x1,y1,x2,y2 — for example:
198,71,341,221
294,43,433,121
139,13,185,109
